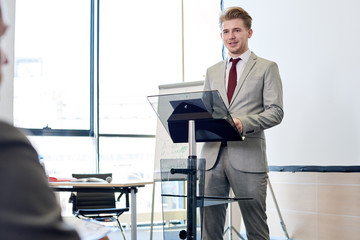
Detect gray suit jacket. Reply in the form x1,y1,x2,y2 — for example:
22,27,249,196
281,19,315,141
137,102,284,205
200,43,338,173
0,121,80,240
200,52,284,173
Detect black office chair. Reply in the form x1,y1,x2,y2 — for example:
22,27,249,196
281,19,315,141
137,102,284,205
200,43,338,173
69,173,129,240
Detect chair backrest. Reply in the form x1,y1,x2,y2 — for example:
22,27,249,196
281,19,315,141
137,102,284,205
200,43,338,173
71,173,115,211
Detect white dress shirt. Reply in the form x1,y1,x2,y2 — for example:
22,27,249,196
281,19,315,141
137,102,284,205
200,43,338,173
225,49,251,92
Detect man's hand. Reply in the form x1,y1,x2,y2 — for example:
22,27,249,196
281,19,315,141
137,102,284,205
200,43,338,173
233,118,243,133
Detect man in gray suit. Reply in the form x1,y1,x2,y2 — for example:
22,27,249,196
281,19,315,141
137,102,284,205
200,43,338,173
201,7,284,240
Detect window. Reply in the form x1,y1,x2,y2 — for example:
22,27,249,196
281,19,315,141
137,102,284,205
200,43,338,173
183,0,223,81
14,0,91,131
97,0,183,182
14,0,93,178
98,0,183,135
29,136,96,177
13,0,223,223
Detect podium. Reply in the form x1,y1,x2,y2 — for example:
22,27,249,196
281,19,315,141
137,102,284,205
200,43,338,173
148,90,250,240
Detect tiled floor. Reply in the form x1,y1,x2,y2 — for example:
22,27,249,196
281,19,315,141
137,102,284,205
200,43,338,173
108,226,195,240
109,227,290,240
64,217,289,240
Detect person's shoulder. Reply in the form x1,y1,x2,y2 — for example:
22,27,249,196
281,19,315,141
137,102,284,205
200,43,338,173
207,60,225,71
251,52,277,66
0,120,31,145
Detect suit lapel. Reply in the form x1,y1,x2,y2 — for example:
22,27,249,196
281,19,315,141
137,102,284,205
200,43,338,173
215,61,229,107
229,52,257,107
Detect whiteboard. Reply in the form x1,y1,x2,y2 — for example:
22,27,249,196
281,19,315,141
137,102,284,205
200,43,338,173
153,81,204,180
223,0,360,166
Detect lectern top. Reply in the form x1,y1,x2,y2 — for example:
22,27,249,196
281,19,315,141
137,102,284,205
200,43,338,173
148,90,244,143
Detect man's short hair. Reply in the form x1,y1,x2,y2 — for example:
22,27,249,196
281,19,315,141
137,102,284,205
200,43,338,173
219,7,252,30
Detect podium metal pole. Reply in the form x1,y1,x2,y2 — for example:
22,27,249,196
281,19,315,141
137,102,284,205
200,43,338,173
187,120,197,240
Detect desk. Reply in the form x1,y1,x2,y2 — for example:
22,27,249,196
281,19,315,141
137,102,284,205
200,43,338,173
51,181,152,240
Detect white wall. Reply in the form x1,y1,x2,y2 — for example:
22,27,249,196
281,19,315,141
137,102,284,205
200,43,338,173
0,0,15,123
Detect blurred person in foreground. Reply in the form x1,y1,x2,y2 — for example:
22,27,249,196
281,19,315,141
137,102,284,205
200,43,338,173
0,3,108,240
200,7,283,240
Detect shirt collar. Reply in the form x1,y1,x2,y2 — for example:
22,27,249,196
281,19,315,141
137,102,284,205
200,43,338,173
226,49,251,64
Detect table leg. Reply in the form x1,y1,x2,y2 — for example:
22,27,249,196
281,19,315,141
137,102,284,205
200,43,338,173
131,188,137,240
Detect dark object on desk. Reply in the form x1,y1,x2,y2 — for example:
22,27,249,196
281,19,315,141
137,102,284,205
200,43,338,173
69,173,129,240
71,176,112,183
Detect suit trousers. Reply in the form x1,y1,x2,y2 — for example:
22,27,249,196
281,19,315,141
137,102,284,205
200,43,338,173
201,145,269,240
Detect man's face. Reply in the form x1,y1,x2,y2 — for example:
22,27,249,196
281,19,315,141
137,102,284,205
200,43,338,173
221,18,253,58
0,12,8,85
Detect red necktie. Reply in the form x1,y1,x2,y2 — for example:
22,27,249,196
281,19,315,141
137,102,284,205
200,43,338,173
227,58,241,103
